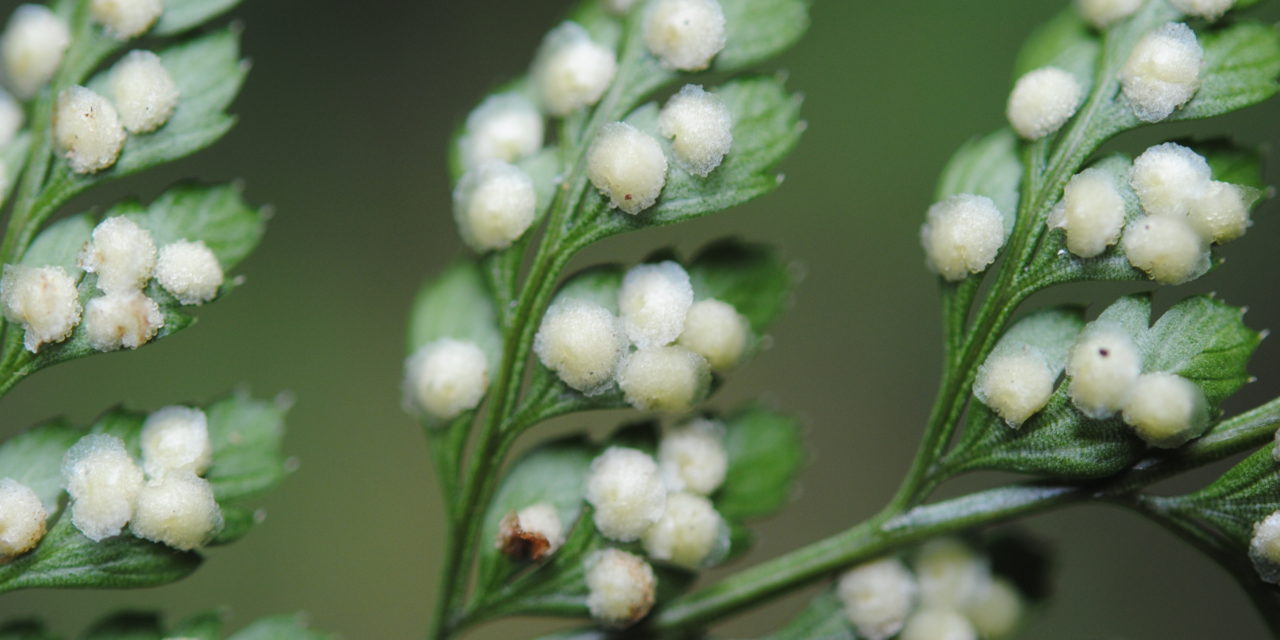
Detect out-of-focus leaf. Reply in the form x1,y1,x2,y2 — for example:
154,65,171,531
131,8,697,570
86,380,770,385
935,129,1023,232
753,590,855,640
225,614,336,640
1172,21,1280,122
714,0,810,73
0,418,80,512
1014,6,1099,83
154,0,242,36
687,239,791,333
407,260,502,373
716,405,803,520
82,612,163,640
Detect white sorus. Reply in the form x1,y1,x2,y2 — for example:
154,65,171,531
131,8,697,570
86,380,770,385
965,578,1024,640
585,446,667,542
130,472,222,550
1006,67,1083,140
1121,372,1210,448
587,122,668,215
1170,0,1235,20
0,89,22,148
1,5,71,99
1076,0,1143,29
642,492,726,568
62,434,144,541
453,161,536,252
658,418,727,495
155,240,224,305
643,0,727,72
974,348,1055,428
84,291,164,351
658,85,733,177
836,558,919,640
679,298,749,373
1130,143,1211,219
1120,22,1203,122
532,22,616,116
1188,181,1250,244
53,86,127,174
915,538,992,608
80,216,157,293
404,338,490,420
920,194,1006,282
0,478,47,556
584,548,657,628
91,0,163,40
1065,323,1142,419
1250,510,1280,584
140,406,211,478
534,299,627,394
459,93,543,169
1122,215,1210,285
616,345,710,413
110,50,179,134
0,265,81,352
619,261,693,348
899,608,978,640
1048,168,1127,258
497,502,564,560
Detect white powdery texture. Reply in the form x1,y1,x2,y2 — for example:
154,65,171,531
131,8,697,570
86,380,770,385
920,194,1006,282
1130,143,1211,219
140,405,212,478
53,86,127,174
1170,0,1235,20
0,264,81,352
585,446,666,542
1048,168,1127,258
111,50,179,133
91,0,163,40
899,608,978,640
679,298,749,373
974,348,1055,428
453,161,536,252
2,5,71,98
1120,22,1203,122
658,84,733,177
643,491,725,568
1122,214,1209,285
0,89,22,148
915,537,992,609
836,558,919,640
584,548,657,628
80,216,157,293
1006,67,1083,140
156,240,224,305
1189,180,1251,244
1121,372,1209,448
1251,510,1280,584
404,338,490,420
619,261,693,348
965,578,1024,640
643,0,726,71
130,471,222,550
1077,0,1142,28
616,345,710,413
62,433,144,541
0,478,47,556
84,291,164,351
460,93,544,169
1065,323,1142,419
532,22,616,116
535,298,627,394
588,122,668,215
658,417,727,495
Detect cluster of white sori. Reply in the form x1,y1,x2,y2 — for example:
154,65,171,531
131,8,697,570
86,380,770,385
576,418,730,626
534,259,750,412
837,538,1026,640
1048,142,1252,284
1078,0,1235,29
1067,320,1209,448
920,194,1008,282
0,2,181,174
60,405,222,551
0,215,224,354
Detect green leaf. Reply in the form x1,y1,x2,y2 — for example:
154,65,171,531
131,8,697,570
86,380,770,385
202,391,292,504
1172,21,1280,122
1199,138,1266,189
552,264,624,312
82,612,163,640
754,590,855,640
226,614,335,640
716,405,803,521
1163,446,1280,545
0,418,81,512
1013,5,1099,85
687,239,792,333
407,260,503,373
989,306,1086,372
477,436,596,593
120,183,266,271
935,129,1023,231
168,612,222,640
154,0,242,36
0,620,58,640
1139,296,1262,406
21,213,93,271
714,0,810,73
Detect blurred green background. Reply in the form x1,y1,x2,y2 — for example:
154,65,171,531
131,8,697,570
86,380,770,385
3,0,1280,637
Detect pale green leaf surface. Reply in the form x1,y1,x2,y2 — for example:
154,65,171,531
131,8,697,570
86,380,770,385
154,0,242,36
687,239,791,333
81,612,163,640
225,614,335,640
717,405,803,521
714,0,810,73
20,214,92,271
1167,446,1280,544
169,611,222,640
407,260,503,377
1138,296,1261,406
1171,21,1280,122
1013,5,1099,85
753,591,855,640
0,419,79,513
935,129,1023,231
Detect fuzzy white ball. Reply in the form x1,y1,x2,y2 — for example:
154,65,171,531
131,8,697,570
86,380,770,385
80,216,157,294
1189,181,1250,244
1006,67,1083,140
91,0,163,40
619,261,693,348
1077,0,1143,29
1,264,82,352
658,418,728,495
643,0,727,71
460,93,544,170
643,492,726,568
53,86,127,174
1066,323,1143,419
1121,372,1210,448
588,122,668,215
62,433,144,541
966,578,1024,640
2,5,71,98
130,471,222,550
837,558,919,640
404,338,490,420
920,194,1006,282
84,291,164,351
140,406,211,478
584,548,657,628
1122,215,1210,285
111,50,179,133
532,22,616,116
453,161,536,252
155,240,223,305
1048,168,1127,258
678,298,749,373
899,608,978,640
974,348,1055,428
915,538,991,609
1250,510,1280,584
585,446,667,542
616,345,710,413
534,298,627,394
658,84,733,176
1121,22,1203,122
1130,142,1211,219
0,478,47,556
